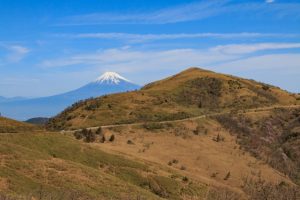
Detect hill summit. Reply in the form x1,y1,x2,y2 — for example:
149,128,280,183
47,67,297,130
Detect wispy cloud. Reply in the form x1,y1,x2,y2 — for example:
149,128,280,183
5,45,30,62
214,53,300,92
266,0,275,3
0,44,30,64
211,43,300,54
40,47,238,69
58,0,300,25
39,46,300,92
40,42,300,69
59,0,228,25
57,32,300,42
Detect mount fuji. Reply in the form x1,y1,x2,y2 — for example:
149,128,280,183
0,72,140,120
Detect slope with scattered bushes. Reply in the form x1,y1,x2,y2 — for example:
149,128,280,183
215,107,300,185
47,67,297,130
0,131,210,199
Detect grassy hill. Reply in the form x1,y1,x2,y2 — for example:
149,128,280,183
0,131,214,199
0,116,40,133
47,67,297,130
1,116,299,199
1,66,300,199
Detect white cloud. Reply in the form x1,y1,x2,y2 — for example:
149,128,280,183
39,43,300,91
40,47,238,69
58,32,300,42
211,43,300,54
59,0,300,25
214,53,300,92
0,45,30,63
60,0,228,25
40,43,300,70
0,44,30,65
266,0,275,3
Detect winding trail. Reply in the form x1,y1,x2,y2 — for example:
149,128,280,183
62,104,300,133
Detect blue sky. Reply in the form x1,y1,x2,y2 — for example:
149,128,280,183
0,0,300,97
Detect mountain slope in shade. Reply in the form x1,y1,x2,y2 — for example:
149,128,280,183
0,72,140,120
47,67,298,130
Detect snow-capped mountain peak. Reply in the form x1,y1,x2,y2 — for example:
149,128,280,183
94,72,130,84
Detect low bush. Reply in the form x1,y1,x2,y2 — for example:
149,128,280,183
109,134,115,142
73,128,96,143
127,140,134,145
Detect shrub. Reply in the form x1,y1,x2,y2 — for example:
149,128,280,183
95,127,102,135
84,130,96,143
176,77,223,108
100,135,106,143
262,85,270,91
73,131,84,140
182,176,189,182
73,128,96,143
242,177,300,200
109,134,115,142
172,159,179,164
180,166,186,170
127,140,134,145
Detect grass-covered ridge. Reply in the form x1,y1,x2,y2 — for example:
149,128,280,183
0,132,208,199
47,67,297,130
0,116,39,133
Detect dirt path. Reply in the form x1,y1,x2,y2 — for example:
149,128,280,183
62,104,300,133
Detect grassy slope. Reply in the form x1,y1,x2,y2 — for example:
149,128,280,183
47,67,297,130
0,132,208,199
0,116,40,133
214,107,300,185
96,115,295,188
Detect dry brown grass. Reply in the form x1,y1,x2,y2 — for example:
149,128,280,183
0,116,40,133
91,117,294,198
47,67,297,130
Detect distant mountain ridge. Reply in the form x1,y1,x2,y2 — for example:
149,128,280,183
0,96,27,103
0,72,140,120
25,117,49,125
